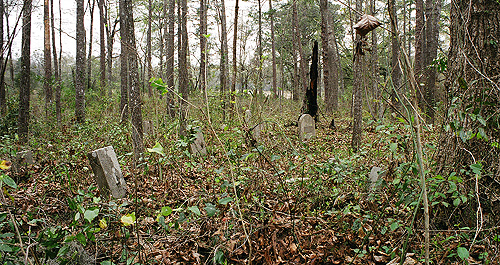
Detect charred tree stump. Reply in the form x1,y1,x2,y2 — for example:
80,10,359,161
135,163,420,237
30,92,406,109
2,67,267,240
304,41,319,120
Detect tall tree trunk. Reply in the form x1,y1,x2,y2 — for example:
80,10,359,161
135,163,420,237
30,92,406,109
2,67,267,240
146,0,152,97
414,0,425,110
230,0,239,110
441,0,500,180
76,0,86,123
0,0,5,116
320,0,332,112
5,5,14,88
269,0,277,98
50,0,61,125
179,0,189,135
119,0,129,122
423,0,441,123
105,5,117,97
44,0,52,117
87,0,95,92
218,0,228,120
120,0,144,158
351,0,363,152
293,0,307,106
371,0,382,119
199,0,207,94
305,41,319,118
19,0,32,143
257,0,263,96
166,0,175,117
389,0,401,109
99,0,106,97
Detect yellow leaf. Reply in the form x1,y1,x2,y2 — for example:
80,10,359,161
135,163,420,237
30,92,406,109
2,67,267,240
99,218,107,229
0,160,11,170
121,212,136,226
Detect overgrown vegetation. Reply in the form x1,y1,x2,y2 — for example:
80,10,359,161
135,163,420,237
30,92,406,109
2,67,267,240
0,85,498,264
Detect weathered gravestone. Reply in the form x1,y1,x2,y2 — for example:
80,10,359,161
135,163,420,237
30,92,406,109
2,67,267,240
245,110,263,142
13,150,35,173
245,109,252,124
87,146,128,199
143,121,154,135
368,166,386,191
189,130,207,156
298,114,316,141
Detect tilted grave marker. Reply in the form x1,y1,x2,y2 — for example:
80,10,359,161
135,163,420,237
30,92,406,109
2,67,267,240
189,130,207,156
88,146,128,199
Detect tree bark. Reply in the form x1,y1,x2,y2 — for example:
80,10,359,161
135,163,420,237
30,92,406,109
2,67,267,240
305,41,319,119
414,0,425,110
44,0,52,117
179,0,189,135
87,0,95,92
293,0,307,105
269,0,277,98
76,0,86,123
371,0,382,119
0,0,5,116
257,0,263,95
166,0,175,117
199,0,207,95
119,0,129,122
423,0,442,123
351,0,363,152
50,0,61,125
146,0,152,97
440,0,500,174
99,0,106,97
230,0,239,110
19,0,32,143
120,0,144,158
218,0,228,120
389,0,401,109
105,4,118,97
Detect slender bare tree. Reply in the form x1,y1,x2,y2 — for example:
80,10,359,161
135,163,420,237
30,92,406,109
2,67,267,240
75,0,86,123
269,0,277,98
199,0,207,94
50,0,61,124
44,0,52,117
99,0,106,96
19,0,32,142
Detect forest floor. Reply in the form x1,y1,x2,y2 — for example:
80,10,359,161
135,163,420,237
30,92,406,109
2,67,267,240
1,94,499,264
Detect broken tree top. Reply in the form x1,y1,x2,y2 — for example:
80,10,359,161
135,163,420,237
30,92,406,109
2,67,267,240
354,14,381,37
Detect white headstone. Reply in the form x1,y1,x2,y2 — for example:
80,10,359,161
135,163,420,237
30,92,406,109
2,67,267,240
298,114,315,141
368,166,385,191
189,131,207,156
88,146,128,199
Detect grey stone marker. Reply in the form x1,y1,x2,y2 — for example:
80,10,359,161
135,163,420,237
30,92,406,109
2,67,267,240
368,166,386,191
88,146,128,199
143,121,153,135
189,130,207,156
298,114,315,141
13,150,35,173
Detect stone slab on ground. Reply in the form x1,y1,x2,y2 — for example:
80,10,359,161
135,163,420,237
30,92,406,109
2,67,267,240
13,150,35,173
189,130,207,156
88,146,128,199
298,114,316,141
